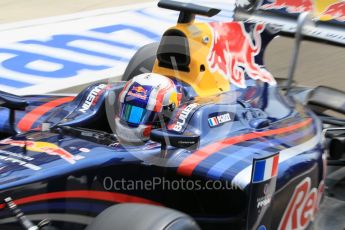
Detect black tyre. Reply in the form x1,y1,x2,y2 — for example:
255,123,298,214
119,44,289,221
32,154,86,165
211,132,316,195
122,42,159,81
86,203,200,230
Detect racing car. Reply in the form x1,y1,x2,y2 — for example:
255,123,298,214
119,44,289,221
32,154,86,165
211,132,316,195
0,0,344,229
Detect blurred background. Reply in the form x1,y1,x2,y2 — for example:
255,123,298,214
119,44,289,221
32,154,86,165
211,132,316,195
1,0,344,92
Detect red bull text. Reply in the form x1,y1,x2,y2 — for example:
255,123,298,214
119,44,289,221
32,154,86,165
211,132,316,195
279,178,325,230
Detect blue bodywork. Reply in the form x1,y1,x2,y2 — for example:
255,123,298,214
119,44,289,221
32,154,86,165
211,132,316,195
0,23,325,230
0,81,325,230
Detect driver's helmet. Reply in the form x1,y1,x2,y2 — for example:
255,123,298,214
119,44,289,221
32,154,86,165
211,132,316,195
115,73,181,144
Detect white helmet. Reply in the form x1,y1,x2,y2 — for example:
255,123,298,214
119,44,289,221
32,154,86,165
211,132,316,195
115,73,181,144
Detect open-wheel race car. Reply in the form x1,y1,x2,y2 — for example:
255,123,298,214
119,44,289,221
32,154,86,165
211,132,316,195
0,0,345,229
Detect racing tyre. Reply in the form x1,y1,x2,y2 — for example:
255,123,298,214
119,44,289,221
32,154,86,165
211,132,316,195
86,203,200,230
122,42,159,81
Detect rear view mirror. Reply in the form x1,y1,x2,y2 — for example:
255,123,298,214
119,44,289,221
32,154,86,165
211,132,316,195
0,90,28,135
150,129,200,150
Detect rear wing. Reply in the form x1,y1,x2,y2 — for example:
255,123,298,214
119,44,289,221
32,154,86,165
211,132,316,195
234,0,345,47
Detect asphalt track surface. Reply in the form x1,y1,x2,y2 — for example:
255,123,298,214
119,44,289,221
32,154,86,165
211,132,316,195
1,1,344,229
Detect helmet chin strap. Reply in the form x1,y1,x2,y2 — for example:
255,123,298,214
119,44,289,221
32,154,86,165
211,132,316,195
114,108,174,146
114,117,150,145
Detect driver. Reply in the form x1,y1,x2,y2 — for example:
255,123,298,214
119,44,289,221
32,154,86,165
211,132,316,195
115,73,181,144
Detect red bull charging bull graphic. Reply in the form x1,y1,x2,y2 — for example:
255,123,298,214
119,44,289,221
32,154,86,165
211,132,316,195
260,0,313,13
260,0,345,22
128,85,149,101
0,139,82,164
207,22,276,88
250,0,345,46
321,1,345,22
133,86,147,93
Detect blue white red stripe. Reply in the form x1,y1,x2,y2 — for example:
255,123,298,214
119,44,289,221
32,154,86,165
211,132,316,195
206,125,314,180
177,118,312,176
252,154,279,183
208,117,219,126
232,133,321,189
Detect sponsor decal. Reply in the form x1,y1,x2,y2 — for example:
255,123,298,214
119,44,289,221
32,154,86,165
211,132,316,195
257,189,272,208
245,14,345,46
133,86,147,93
170,103,199,132
247,153,279,230
279,178,325,230
208,22,276,88
260,0,313,13
257,196,271,208
260,0,345,22
127,85,149,101
0,139,83,164
79,148,90,153
79,84,108,113
0,149,41,171
252,154,279,183
236,0,252,7
321,1,345,22
208,112,232,127
258,226,267,230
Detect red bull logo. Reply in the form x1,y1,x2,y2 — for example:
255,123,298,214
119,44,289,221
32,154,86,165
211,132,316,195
128,85,148,100
321,1,345,22
133,86,147,93
279,178,324,230
260,0,313,13
207,22,276,88
0,139,80,164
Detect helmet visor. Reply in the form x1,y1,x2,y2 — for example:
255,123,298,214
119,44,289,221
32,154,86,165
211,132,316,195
120,103,156,126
